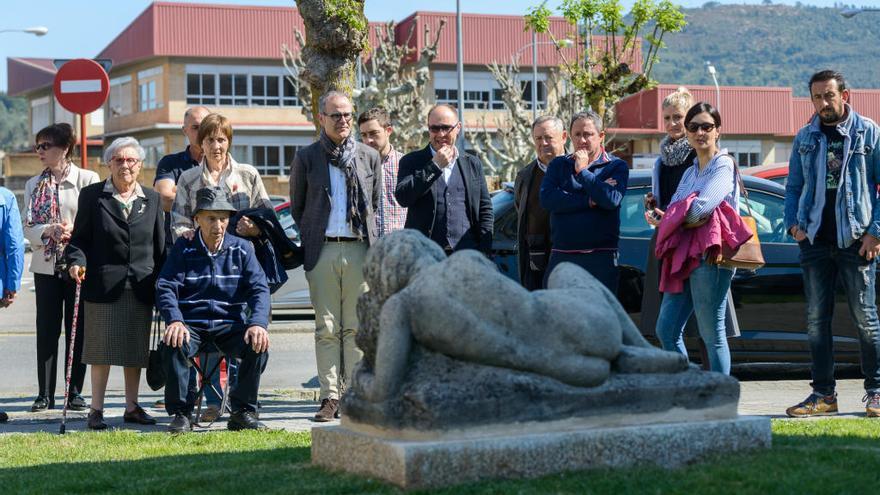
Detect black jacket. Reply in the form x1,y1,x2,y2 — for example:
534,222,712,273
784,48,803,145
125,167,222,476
395,146,494,253
513,159,551,289
65,181,165,304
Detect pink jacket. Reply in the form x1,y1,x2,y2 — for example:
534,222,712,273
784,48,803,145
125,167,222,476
655,193,753,293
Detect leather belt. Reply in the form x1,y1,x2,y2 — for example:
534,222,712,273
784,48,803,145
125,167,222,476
325,236,360,242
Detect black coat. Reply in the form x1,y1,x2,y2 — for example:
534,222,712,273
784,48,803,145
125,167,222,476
65,181,165,305
394,146,494,253
513,159,549,289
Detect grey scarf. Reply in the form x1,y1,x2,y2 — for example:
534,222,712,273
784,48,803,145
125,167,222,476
659,135,693,168
319,130,365,238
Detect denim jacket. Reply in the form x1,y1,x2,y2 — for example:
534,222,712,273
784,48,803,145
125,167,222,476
784,105,880,248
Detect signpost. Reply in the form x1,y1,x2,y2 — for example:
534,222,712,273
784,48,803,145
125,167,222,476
53,59,110,169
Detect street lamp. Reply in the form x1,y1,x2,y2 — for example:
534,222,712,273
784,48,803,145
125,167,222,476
456,0,465,154
0,26,48,36
513,39,574,120
840,7,880,18
706,61,720,115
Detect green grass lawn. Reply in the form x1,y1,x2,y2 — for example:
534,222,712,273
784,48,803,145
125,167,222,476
1,419,879,494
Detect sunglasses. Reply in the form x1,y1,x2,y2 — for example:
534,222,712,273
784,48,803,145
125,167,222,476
34,142,55,152
686,122,717,133
323,112,353,122
111,157,141,166
428,124,458,134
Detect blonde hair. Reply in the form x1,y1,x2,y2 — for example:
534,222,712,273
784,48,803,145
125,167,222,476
662,86,693,112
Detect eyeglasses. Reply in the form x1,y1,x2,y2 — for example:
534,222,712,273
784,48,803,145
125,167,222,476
428,124,458,134
34,142,55,152
323,112,353,122
686,122,717,133
111,157,141,166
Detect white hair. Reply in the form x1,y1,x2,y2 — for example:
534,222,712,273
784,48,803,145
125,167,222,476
103,136,145,164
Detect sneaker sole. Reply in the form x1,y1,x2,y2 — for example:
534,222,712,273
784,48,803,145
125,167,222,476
867,410,880,418
786,410,839,418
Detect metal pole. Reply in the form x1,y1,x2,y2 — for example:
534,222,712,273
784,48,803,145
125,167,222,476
532,30,538,121
80,113,88,169
456,0,465,154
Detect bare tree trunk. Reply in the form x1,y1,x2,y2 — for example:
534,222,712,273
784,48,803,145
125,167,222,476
295,0,368,132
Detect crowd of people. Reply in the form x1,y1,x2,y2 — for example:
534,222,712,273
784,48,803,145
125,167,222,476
0,69,878,429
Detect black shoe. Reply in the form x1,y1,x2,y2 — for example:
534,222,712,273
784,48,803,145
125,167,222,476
0,411,7,423
228,410,268,431
31,396,54,412
168,412,193,433
67,394,88,411
87,409,107,430
123,404,157,425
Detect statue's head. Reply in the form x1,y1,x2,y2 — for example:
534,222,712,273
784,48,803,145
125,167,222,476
363,230,446,299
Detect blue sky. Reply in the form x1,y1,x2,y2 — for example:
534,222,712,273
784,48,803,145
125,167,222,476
0,0,860,92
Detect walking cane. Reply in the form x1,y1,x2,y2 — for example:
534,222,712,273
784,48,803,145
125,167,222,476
60,268,84,435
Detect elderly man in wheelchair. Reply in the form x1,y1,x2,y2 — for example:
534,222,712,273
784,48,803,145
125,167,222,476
156,187,270,433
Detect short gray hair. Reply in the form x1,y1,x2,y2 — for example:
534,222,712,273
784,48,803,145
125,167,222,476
103,137,145,164
184,105,211,121
532,115,565,133
569,110,603,133
318,90,351,114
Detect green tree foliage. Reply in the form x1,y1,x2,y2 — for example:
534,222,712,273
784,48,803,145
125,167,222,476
0,93,28,153
650,4,880,96
525,0,686,121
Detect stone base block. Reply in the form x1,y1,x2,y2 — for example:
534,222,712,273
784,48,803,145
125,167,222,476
311,416,771,490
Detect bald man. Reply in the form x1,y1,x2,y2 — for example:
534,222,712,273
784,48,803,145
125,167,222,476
394,104,493,255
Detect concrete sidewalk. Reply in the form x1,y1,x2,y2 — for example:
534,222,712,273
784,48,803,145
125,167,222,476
0,378,873,435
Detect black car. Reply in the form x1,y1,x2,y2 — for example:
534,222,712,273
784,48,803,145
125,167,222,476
491,169,861,365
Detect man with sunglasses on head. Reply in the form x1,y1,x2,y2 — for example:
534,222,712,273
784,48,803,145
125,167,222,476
395,104,493,256
290,90,382,422
784,70,880,419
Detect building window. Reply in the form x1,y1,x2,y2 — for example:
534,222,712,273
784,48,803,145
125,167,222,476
231,145,249,164
491,89,505,110
252,145,299,176
435,88,458,105
520,80,546,110
735,152,761,167
54,99,75,127
137,66,163,112
283,77,299,107
463,90,489,109
31,96,50,135
140,137,165,169
725,139,763,167
251,75,280,106
219,74,248,106
109,75,133,117
186,73,216,105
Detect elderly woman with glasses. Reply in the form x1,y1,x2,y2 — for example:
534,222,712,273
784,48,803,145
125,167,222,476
65,136,166,430
171,113,272,242
23,123,100,413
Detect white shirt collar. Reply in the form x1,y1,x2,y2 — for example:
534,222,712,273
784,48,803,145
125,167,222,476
198,229,225,256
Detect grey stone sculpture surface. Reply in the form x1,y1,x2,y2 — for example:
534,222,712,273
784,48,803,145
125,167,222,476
346,230,738,430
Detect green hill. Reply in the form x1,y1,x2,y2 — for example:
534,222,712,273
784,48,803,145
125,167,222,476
650,3,880,95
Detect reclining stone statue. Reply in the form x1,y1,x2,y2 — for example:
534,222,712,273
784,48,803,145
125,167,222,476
346,230,733,430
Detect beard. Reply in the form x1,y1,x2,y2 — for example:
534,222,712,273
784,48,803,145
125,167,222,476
819,108,843,124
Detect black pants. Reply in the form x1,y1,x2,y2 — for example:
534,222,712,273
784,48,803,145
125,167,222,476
34,273,85,400
163,323,268,416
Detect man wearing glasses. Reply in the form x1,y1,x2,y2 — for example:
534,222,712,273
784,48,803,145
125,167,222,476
395,104,493,255
290,91,382,422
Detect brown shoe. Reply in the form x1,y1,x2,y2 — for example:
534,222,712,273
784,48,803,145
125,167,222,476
87,408,108,430
864,392,880,418
786,393,838,418
123,404,157,425
313,398,338,422
199,405,221,423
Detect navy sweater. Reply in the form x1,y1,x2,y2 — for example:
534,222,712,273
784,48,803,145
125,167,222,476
539,153,629,250
156,232,271,329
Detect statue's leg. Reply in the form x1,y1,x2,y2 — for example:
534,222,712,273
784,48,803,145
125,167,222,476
549,354,611,388
355,294,413,403
613,345,689,374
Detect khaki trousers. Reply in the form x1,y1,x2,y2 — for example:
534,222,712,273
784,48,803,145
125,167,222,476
305,241,368,400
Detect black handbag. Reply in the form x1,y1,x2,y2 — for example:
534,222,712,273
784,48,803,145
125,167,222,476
146,314,166,391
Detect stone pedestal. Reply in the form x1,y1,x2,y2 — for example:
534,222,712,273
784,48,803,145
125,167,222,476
312,415,771,490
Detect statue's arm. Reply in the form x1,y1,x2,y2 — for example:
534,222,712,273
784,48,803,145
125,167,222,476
359,293,413,403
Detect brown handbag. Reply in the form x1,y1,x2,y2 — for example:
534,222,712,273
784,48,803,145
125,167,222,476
718,163,765,270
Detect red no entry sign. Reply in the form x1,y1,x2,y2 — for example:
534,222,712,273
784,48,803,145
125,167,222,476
53,58,110,115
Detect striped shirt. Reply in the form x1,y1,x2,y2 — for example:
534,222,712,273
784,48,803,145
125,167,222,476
377,147,407,236
670,149,739,224
171,154,272,240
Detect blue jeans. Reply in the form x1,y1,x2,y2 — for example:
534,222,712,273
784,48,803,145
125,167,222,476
800,240,880,395
544,250,619,294
656,260,734,374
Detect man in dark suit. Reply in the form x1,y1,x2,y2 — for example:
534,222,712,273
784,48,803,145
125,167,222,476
514,115,567,290
290,90,381,422
395,104,493,255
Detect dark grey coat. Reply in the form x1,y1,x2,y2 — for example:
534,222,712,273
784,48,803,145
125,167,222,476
289,140,382,272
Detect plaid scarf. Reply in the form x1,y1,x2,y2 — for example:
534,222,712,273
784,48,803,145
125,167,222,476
319,130,366,238
26,166,68,263
659,135,693,168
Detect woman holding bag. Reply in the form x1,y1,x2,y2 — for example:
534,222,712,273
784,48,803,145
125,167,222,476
24,123,100,412
646,102,753,375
